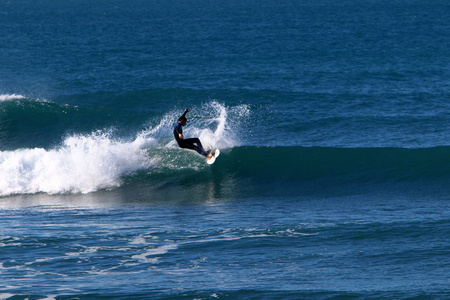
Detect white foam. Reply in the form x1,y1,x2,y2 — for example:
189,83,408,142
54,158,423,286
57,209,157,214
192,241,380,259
0,94,26,102
0,131,155,196
129,236,148,245
132,244,178,263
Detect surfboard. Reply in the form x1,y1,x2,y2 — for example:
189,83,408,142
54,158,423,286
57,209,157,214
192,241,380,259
206,149,220,165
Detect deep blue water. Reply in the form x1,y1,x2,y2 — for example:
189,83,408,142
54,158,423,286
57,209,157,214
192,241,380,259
1,0,450,299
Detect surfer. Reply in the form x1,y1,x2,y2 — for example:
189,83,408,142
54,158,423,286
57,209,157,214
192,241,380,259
174,108,212,159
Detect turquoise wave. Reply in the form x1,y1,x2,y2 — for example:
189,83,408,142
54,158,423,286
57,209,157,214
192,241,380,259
123,146,450,200
215,146,450,182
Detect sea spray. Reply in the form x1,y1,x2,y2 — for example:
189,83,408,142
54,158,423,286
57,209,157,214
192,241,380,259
189,101,249,150
138,101,248,150
197,101,233,150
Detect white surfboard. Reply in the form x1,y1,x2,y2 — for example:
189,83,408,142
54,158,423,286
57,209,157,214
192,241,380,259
206,149,220,165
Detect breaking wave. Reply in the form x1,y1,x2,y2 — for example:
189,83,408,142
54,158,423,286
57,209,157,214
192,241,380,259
0,101,248,196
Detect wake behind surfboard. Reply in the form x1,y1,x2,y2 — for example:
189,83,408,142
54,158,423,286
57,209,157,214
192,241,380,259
206,149,220,165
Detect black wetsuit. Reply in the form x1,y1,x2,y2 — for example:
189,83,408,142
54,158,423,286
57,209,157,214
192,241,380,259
173,122,208,156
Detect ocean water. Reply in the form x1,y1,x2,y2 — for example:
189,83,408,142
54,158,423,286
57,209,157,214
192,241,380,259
1,0,450,299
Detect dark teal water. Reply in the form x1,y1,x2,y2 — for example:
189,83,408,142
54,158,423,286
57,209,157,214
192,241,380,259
1,0,450,299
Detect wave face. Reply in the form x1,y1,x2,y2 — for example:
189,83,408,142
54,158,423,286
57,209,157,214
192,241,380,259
219,146,450,183
74,145,449,204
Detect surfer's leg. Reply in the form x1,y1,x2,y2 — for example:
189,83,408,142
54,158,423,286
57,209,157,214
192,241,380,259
183,138,208,156
191,138,213,158
193,146,208,156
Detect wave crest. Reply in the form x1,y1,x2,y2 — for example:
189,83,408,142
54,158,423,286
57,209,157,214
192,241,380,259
0,94,26,102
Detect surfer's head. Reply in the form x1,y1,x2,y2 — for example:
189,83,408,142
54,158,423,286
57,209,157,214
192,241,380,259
178,116,187,125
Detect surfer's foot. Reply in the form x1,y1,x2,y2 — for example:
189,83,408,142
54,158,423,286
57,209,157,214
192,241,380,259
207,153,213,159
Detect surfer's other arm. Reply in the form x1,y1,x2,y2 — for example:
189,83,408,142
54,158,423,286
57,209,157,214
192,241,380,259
180,108,188,120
